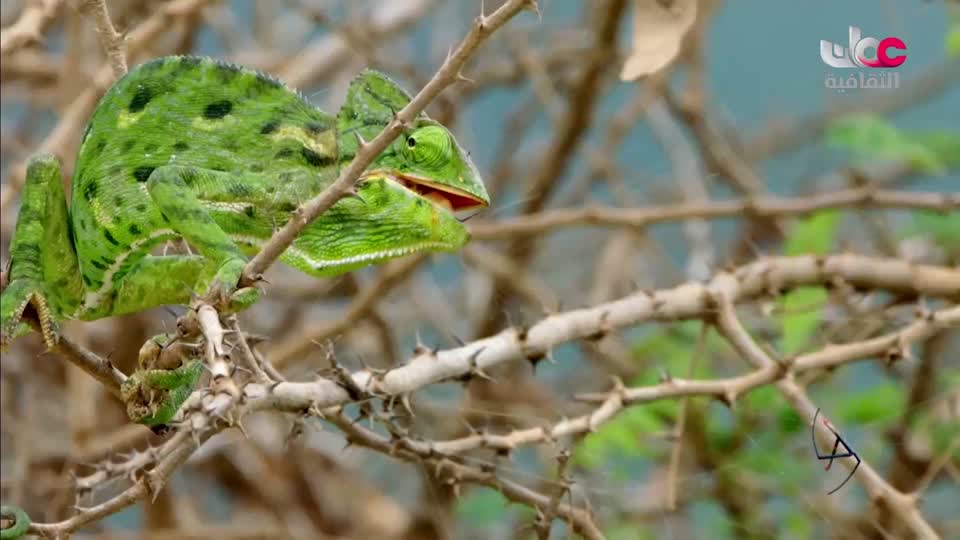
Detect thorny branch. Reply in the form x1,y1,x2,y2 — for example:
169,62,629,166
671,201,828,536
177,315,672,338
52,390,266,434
2,1,958,538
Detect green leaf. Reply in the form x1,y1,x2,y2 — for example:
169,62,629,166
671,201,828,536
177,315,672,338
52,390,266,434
456,487,509,525
574,406,666,468
780,210,840,354
836,381,904,425
826,115,946,174
911,210,960,253
947,26,960,57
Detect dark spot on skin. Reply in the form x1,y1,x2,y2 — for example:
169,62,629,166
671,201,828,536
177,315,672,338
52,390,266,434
135,203,148,213
103,230,120,246
173,141,189,152
161,214,170,223
133,166,156,183
91,139,107,157
228,183,252,197
277,202,297,212
266,186,276,194
114,196,124,207
210,165,228,172
91,259,108,270
80,218,89,231
249,163,264,173
244,206,255,218
416,199,426,207
128,223,141,236
275,148,294,159
260,120,281,134
224,139,239,152
82,180,98,202
80,123,93,145
82,274,93,286
305,120,330,135
144,143,158,154
301,147,333,168
122,139,136,152
129,86,153,113
180,169,198,185
203,100,233,119
100,256,112,266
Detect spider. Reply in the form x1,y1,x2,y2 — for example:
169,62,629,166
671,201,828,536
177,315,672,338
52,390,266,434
811,408,861,494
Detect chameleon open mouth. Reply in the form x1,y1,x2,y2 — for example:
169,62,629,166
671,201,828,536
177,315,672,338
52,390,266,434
394,173,488,213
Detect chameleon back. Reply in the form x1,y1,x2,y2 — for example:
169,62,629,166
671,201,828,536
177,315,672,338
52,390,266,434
69,56,340,317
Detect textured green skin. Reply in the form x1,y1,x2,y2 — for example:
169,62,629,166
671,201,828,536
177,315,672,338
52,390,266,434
1,55,487,350
0,506,29,539
1,55,487,438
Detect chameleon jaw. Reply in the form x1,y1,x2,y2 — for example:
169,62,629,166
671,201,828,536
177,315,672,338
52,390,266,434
390,172,488,213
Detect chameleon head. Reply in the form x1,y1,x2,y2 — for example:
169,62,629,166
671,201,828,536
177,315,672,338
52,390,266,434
286,171,472,276
336,69,489,216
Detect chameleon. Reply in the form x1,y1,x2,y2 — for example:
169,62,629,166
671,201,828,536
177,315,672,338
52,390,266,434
1,55,488,351
0,56,489,535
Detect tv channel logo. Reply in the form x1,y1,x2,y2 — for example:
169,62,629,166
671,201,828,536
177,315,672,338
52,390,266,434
820,26,907,69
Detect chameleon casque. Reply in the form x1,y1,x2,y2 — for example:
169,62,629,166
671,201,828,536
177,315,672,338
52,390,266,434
0,55,487,537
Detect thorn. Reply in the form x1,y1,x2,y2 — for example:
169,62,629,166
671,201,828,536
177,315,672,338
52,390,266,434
455,71,475,85
353,131,369,150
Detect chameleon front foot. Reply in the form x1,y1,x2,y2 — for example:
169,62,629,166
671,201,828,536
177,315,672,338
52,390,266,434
0,279,58,349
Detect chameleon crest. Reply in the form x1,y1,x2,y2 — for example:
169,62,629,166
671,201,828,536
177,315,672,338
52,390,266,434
1,56,488,351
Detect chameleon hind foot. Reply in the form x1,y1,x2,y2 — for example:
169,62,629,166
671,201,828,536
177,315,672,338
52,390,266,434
0,279,58,349
121,334,205,428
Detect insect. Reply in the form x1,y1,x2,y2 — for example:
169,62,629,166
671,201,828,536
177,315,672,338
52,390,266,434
811,408,860,494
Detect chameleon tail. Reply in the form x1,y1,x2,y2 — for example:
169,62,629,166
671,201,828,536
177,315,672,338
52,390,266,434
0,506,30,539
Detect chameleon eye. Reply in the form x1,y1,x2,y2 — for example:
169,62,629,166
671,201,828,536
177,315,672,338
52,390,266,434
401,125,451,167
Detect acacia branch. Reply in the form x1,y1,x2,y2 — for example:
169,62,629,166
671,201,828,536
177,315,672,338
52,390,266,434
245,254,960,415
469,188,959,239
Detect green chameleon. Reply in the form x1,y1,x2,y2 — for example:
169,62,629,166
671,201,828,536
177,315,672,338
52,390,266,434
0,56,488,536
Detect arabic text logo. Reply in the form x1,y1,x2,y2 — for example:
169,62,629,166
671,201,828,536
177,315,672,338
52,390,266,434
820,26,906,69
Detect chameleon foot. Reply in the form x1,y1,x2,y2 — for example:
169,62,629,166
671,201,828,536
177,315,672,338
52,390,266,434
121,334,205,428
0,279,58,349
0,505,30,540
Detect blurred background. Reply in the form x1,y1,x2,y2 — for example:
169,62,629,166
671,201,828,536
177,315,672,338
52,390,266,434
1,1,958,539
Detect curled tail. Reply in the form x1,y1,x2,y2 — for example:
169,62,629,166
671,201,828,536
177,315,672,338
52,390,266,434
0,506,29,539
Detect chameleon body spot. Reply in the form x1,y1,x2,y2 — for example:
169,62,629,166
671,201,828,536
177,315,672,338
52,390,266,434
122,139,136,152
301,147,333,168
144,143,159,154
228,183,252,198
305,120,331,135
129,86,154,112
275,148,294,159
128,223,142,236
93,139,107,156
135,203,148,213
260,120,281,134
82,181,98,202
133,166,156,183
103,230,121,246
203,100,233,119
114,196,125,207
82,274,93,287
91,259,108,270
249,163,264,173
244,206,255,218
172,141,189,152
